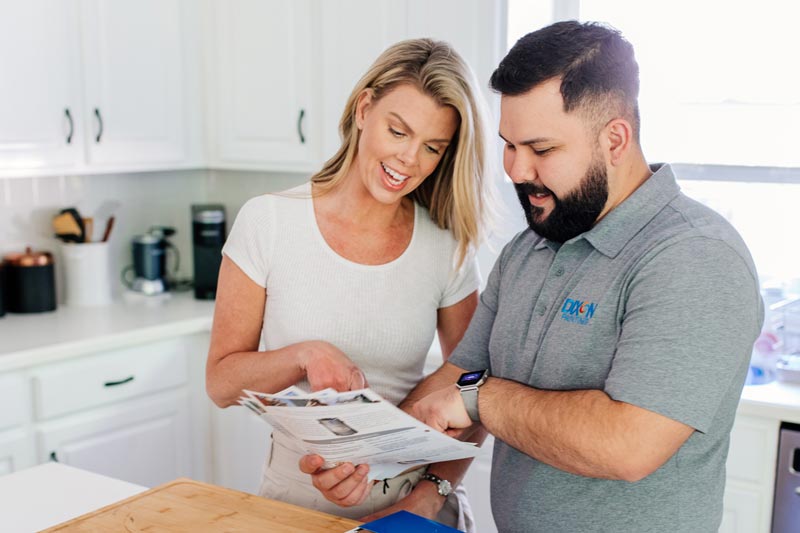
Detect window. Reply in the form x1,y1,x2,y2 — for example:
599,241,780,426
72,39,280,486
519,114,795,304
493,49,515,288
508,0,800,168
504,0,800,287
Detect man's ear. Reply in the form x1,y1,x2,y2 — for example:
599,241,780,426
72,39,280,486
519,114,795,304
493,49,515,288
354,89,375,130
602,118,633,166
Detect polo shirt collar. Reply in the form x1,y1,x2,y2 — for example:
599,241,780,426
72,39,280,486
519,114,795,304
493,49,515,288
582,163,681,257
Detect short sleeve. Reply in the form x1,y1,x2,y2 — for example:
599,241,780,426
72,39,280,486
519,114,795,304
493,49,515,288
221,196,273,288
605,237,763,433
448,246,505,372
440,254,481,308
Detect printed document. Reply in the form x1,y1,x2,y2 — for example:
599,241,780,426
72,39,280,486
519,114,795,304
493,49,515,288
239,386,479,480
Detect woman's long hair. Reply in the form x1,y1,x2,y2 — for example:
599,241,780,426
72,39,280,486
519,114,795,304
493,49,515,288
311,38,497,267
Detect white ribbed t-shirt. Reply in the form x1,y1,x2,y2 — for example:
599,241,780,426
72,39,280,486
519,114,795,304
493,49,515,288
222,182,479,405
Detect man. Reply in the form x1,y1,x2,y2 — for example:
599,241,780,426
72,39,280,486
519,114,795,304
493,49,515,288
407,21,764,532
302,21,762,532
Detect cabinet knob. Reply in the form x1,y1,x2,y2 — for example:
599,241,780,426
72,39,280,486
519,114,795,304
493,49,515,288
297,109,306,144
49,451,59,462
94,108,104,143
64,108,74,144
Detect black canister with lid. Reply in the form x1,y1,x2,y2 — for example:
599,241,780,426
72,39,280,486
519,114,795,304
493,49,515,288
2,247,57,313
0,262,6,317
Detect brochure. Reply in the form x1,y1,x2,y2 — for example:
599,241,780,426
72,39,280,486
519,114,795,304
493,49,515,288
239,386,479,481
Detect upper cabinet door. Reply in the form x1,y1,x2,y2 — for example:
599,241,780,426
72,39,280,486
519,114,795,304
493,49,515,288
0,0,83,175
80,0,186,167
318,0,405,161
209,0,318,171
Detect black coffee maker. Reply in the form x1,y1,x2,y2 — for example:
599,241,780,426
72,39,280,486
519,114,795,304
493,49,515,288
192,205,226,300
123,227,177,296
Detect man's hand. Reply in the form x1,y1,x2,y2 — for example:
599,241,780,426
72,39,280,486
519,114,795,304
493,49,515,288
298,341,368,392
411,385,474,438
298,454,372,507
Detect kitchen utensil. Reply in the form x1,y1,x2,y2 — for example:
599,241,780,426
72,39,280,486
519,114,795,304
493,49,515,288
82,217,94,242
93,200,120,221
2,247,57,313
40,478,360,532
101,215,115,242
52,212,83,243
59,208,85,243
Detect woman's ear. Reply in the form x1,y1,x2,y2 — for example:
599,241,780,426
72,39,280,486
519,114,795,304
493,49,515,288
354,89,375,130
602,118,633,167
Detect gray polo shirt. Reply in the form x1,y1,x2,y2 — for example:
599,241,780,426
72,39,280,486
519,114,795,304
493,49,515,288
450,164,763,533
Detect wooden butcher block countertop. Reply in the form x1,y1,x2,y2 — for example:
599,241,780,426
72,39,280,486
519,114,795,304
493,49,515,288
42,478,362,532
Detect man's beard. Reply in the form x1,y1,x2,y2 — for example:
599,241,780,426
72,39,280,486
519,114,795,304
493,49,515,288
514,160,609,244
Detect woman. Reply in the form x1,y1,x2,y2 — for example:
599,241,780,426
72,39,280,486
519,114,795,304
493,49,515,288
206,38,495,531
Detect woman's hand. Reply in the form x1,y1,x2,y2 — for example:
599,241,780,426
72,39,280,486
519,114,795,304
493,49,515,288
298,341,368,392
298,454,372,507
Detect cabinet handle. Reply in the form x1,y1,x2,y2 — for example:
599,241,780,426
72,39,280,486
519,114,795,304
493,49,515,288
49,451,59,462
297,108,306,144
94,108,104,143
104,375,134,387
64,108,74,144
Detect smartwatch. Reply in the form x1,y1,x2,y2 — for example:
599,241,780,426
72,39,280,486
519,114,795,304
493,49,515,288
456,369,489,422
421,472,453,497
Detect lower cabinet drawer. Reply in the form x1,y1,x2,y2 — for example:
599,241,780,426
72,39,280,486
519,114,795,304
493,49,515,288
31,339,188,420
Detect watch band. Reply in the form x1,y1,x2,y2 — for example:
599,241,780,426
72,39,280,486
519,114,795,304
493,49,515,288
460,386,480,422
421,472,452,497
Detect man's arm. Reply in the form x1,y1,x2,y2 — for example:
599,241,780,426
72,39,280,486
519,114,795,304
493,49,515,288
413,377,694,483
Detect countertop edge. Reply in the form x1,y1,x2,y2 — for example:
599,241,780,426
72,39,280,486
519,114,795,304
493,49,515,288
0,316,213,373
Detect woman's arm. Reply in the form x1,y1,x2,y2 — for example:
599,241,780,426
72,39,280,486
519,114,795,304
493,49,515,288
206,256,366,407
299,293,487,521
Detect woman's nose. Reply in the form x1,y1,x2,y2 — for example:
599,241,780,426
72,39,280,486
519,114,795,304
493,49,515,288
397,142,419,167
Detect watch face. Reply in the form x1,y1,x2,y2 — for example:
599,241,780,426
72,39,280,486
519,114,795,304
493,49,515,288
458,370,487,387
439,479,453,496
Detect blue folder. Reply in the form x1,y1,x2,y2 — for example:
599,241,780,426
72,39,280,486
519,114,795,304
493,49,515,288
356,510,461,532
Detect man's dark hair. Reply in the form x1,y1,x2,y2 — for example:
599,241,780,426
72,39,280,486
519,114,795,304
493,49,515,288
490,20,641,139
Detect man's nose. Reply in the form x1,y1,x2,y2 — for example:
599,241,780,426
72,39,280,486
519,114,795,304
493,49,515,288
507,152,535,184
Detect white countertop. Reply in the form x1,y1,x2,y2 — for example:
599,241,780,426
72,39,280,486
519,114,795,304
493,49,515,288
740,380,800,421
0,292,215,372
0,462,146,533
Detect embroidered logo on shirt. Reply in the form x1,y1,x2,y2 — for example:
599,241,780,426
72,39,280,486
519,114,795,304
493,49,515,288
561,298,597,325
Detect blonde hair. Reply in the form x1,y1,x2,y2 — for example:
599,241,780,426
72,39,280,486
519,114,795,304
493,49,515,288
311,38,497,267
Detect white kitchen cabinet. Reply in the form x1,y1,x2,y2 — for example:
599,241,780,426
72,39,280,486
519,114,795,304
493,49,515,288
0,0,194,178
0,429,36,476
37,390,192,488
0,372,35,476
318,0,503,162
722,413,780,533
317,0,405,161
207,0,319,172
210,403,272,494
12,338,198,489
0,1,84,175
208,0,503,172
79,0,188,168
